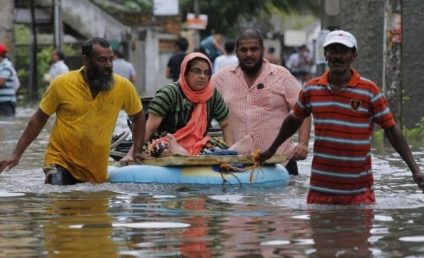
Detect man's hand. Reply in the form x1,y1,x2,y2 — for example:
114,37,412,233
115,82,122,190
256,149,275,165
0,153,20,173
290,143,308,160
119,153,151,166
119,155,134,166
133,152,152,164
412,170,424,190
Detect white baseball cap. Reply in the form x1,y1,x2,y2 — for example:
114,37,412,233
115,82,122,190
323,30,358,50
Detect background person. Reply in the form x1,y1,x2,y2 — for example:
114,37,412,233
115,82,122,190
0,43,18,116
112,48,137,84
44,49,69,84
213,41,238,73
212,28,311,176
258,30,424,204
166,37,189,82
200,33,226,63
264,46,281,65
0,37,146,185
286,44,313,83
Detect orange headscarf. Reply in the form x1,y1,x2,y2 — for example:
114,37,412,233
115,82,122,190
153,52,213,155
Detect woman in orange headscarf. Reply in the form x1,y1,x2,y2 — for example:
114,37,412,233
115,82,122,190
121,52,232,163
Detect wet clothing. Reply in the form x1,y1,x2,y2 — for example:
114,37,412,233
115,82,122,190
213,60,302,161
293,70,396,202
307,188,376,205
39,67,142,183
148,82,229,140
0,58,17,116
44,165,82,185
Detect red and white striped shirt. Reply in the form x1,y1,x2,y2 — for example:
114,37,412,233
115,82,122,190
293,70,396,195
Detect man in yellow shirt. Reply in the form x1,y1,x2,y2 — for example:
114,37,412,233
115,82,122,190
0,37,146,184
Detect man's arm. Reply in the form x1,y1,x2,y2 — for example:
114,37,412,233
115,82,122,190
384,125,424,188
0,108,50,172
218,118,233,146
128,110,146,164
291,116,311,160
0,68,12,87
120,112,164,165
0,77,6,87
258,115,303,163
129,74,137,84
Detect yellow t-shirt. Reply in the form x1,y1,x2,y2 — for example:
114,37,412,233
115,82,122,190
39,68,142,183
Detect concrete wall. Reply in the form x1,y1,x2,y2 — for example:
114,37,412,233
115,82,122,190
338,0,385,88
0,0,14,55
402,1,424,128
61,0,130,41
322,0,424,128
60,0,173,97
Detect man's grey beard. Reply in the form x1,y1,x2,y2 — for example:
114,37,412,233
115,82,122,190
90,75,114,92
86,67,114,92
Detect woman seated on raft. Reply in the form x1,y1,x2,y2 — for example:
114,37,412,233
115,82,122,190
120,52,253,165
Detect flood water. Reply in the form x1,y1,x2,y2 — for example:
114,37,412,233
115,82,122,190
1,108,424,257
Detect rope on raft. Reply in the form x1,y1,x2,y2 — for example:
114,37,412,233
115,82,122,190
218,149,264,184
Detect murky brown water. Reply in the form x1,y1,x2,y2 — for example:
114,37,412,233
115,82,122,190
1,107,424,257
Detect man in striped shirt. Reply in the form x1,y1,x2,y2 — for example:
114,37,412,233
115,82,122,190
258,30,424,204
0,43,17,116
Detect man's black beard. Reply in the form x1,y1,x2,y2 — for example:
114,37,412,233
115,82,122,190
86,66,114,92
240,59,263,75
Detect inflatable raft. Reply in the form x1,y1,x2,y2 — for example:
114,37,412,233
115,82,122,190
107,164,290,185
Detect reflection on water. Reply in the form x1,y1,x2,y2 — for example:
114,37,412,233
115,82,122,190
1,107,424,257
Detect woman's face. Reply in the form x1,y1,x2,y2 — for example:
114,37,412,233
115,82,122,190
185,59,211,91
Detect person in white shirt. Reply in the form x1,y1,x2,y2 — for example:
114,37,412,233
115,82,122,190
112,49,137,84
44,49,69,84
286,45,313,83
0,43,18,116
213,41,238,73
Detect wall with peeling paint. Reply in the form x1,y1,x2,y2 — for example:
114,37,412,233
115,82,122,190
402,1,424,128
322,0,424,128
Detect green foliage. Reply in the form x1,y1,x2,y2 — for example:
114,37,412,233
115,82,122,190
93,0,152,12
98,0,319,37
37,48,52,93
372,129,385,152
404,117,424,146
373,117,424,151
15,24,32,45
180,0,319,36
13,25,79,101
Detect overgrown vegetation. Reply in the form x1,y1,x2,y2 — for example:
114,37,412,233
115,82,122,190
92,0,152,12
179,0,319,36
372,119,424,152
404,117,424,146
14,24,78,102
92,0,319,37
